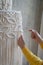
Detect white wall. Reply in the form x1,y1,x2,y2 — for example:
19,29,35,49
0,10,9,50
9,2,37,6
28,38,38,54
38,1,43,59
38,12,43,59
38,0,43,59
12,0,42,65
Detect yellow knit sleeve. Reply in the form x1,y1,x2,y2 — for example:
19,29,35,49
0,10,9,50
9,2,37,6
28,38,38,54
22,46,43,65
40,42,43,49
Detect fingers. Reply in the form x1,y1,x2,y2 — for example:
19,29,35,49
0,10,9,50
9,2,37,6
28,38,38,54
17,35,23,45
17,35,25,48
31,32,36,39
29,29,36,39
17,35,22,42
29,30,32,32
29,29,35,33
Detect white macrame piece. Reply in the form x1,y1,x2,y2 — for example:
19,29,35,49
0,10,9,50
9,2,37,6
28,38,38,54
2,0,12,10
0,10,23,65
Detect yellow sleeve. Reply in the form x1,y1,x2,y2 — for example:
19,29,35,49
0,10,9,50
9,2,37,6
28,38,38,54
21,46,43,65
40,42,43,49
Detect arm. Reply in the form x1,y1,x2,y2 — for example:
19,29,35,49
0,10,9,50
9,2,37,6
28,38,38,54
22,45,43,65
17,36,43,65
40,42,43,49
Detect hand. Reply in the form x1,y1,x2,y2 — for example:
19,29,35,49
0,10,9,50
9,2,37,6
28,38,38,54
29,29,43,44
17,35,25,49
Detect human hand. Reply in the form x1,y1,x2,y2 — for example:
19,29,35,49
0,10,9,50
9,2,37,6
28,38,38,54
17,35,25,49
29,29,43,44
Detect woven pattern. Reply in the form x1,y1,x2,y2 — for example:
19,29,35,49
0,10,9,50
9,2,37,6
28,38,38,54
0,10,22,65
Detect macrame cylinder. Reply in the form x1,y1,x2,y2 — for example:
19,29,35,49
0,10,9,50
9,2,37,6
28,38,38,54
0,10,23,65
0,0,23,65
2,0,12,10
